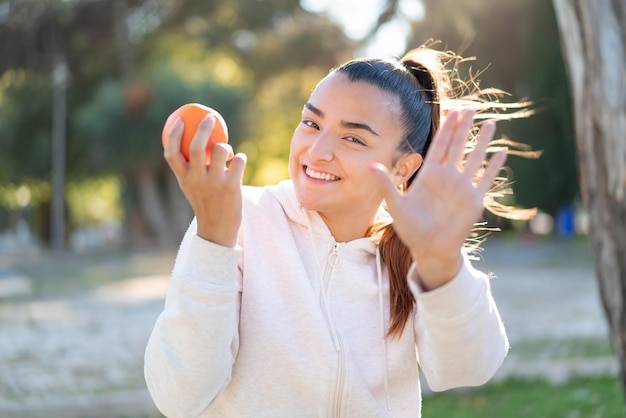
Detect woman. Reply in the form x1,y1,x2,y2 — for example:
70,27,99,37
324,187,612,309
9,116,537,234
145,46,512,417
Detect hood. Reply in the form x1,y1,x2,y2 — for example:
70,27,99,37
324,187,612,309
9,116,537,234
265,180,379,256
265,180,310,229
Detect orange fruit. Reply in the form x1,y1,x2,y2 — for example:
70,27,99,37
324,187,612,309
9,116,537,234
162,103,229,164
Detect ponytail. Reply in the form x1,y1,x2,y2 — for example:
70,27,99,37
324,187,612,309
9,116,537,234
370,47,448,338
399,49,444,186
340,45,534,339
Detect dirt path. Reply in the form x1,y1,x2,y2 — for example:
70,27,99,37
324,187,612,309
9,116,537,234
0,250,173,417
475,237,616,383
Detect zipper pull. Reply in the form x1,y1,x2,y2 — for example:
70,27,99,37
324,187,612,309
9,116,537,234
327,243,341,267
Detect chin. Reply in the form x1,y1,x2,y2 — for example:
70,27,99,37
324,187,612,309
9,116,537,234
293,188,323,212
294,193,319,211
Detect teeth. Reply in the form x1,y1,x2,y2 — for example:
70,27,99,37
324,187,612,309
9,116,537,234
306,167,339,181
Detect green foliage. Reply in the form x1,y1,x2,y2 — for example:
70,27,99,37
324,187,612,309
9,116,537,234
151,0,309,48
66,176,123,226
0,0,353,183
408,0,577,217
422,376,625,418
240,9,356,84
0,0,356,239
504,0,577,216
73,69,247,174
0,0,580,233
242,66,327,185
0,179,50,210
0,70,53,182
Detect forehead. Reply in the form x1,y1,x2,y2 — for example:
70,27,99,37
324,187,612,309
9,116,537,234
308,72,402,123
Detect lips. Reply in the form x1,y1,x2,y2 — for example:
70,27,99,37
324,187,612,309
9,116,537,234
305,166,340,181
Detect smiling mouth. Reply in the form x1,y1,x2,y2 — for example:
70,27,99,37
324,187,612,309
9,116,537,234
304,166,340,181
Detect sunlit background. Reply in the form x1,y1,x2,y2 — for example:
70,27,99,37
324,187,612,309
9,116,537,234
0,0,621,417
302,0,424,56
0,0,580,251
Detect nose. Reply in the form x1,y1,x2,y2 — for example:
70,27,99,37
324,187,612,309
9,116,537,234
307,133,334,162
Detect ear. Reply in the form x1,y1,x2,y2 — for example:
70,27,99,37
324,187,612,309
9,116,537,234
392,153,423,186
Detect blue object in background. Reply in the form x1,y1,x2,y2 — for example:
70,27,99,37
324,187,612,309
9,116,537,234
556,204,575,238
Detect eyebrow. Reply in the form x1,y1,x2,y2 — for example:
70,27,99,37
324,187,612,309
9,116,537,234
304,102,380,136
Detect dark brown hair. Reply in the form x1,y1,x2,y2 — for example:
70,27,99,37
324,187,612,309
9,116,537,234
335,46,534,338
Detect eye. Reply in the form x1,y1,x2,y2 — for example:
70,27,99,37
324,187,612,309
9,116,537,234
302,119,319,130
345,136,366,146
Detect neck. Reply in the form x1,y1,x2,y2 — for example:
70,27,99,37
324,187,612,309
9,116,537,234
318,210,377,243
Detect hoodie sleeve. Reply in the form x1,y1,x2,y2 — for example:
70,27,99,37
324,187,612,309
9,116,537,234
144,219,242,418
409,256,509,392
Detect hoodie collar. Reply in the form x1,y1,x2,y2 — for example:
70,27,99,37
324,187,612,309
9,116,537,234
266,180,379,256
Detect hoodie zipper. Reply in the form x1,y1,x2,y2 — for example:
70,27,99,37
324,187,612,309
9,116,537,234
322,243,346,417
333,335,346,417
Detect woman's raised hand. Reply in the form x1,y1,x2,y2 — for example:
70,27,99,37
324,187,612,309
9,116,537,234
372,109,506,290
164,115,247,247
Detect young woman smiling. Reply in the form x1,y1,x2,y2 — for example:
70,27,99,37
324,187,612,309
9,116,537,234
145,46,516,417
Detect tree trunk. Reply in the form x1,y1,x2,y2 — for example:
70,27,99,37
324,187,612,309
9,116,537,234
50,57,68,251
135,167,176,247
552,0,626,391
166,171,193,239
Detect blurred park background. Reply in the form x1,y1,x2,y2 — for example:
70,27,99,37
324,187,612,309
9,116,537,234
0,0,623,417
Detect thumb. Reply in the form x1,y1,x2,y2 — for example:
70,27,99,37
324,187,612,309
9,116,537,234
369,162,402,213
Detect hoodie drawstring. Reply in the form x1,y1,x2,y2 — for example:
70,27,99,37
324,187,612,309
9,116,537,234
376,246,392,411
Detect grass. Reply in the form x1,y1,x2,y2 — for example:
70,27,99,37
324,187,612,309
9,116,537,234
119,375,624,418
511,336,613,360
422,375,625,418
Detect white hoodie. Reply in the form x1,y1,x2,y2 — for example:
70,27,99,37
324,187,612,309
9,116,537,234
144,180,509,418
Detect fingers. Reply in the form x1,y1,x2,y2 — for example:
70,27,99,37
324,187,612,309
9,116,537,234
369,162,402,213
420,109,504,196
227,153,248,183
164,113,244,183
477,149,507,194
445,110,475,168
211,142,235,164
424,109,475,167
189,115,215,176
164,117,188,175
424,110,458,163
463,120,496,175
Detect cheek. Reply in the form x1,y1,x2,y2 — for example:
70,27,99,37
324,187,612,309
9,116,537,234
288,132,305,176
289,128,311,158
